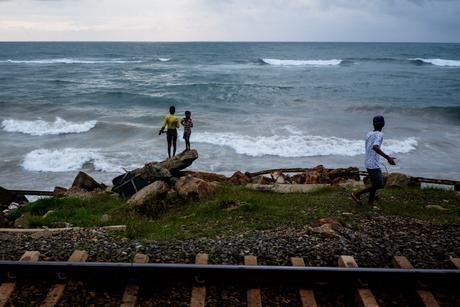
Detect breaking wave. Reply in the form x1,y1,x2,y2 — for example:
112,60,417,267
0,58,142,64
158,58,171,62
194,132,417,157
260,58,343,66
1,117,97,136
410,58,460,67
22,148,121,172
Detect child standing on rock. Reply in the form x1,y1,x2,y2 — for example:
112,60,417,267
351,115,396,206
181,110,193,151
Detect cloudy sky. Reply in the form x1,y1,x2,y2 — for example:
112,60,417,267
0,0,459,42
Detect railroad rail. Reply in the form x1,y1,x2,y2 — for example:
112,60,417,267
0,251,459,306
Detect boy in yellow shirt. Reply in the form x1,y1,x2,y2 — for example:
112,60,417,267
159,105,180,158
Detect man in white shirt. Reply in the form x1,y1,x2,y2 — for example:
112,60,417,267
351,115,396,205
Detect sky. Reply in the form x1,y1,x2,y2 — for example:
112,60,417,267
0,0,459,42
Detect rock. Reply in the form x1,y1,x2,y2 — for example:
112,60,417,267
271,171,286,184
229,171,251,185
53,186,68,197
100,214,111,223
180,171,228,183
291,173,306,184
127,181,170,207
251,176,272,185
30,229,52,239
385,173,410,188
328,167,360,182
310,224,339,238
42,210,56,219
72,171,104,192
14,212,32,228
8,202,20,210
175,175,215,200
425,205,448,211
135,165,172,182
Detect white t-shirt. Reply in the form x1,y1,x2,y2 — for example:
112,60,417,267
365,130,383,169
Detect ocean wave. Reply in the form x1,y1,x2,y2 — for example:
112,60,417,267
260,58,343,66
1,117,97,136
346,105,460,121
410,58,460,67
0,58,142,64
22,148,121,172
158,58,171,62
194,132,417,157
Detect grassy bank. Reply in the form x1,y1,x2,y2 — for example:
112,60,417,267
12,185,460,240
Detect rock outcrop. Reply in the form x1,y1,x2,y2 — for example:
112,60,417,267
229,171,251,185
72,172,105,192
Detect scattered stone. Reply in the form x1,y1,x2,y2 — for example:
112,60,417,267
8,202,20,210
30,229,52,239
309,224,339,238
53,186,68,197
127,180,170,207
229,171,251,185
328,167,360,182
305,165,329,184
175,175,215,200
425,205,448,211
72,171,105,192
386,172,411,188
291,173,306,184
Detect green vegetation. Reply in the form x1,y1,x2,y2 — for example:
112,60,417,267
12,185,460,241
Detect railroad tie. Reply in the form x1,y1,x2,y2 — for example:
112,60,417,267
338,255,379,307
392,256,440,307
290,257,317,307
244,255,262,307
40,250,88,307
449,257,460,269
190,253,208,307
120,253,150,307
0,251,40,307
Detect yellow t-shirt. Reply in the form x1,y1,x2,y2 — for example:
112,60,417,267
162,114,180,130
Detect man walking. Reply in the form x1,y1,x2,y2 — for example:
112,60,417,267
351,115,396,205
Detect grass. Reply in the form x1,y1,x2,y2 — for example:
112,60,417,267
12,185,460,241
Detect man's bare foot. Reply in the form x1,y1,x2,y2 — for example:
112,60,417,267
351,193,363,205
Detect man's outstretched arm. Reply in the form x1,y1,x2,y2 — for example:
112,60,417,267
373,145,396,165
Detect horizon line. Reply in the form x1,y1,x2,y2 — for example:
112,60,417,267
0,40,459,44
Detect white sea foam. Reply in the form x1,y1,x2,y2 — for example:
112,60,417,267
261,58,342,66
0,58,141,64
22,148,121,172
158,58,171,62
1,117,97,136
194,132,417,157
412,58,460,67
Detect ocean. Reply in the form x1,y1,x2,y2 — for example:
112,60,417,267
0,42,459,191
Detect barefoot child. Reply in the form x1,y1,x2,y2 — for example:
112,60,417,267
181,110,193,151
351,115,396,206
159,106,180,158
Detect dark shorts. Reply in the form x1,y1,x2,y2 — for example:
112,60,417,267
183,129,191,139
367,168,385,189
167,129,177,143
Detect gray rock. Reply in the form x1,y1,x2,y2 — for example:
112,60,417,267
71,171,104,192
127,180,170,207
175,175,215,200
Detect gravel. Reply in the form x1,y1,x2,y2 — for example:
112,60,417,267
1,215,459,305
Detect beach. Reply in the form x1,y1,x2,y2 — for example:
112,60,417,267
1,42,459,191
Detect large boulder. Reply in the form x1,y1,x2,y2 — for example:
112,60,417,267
385,172,410,188
127,180,170,207
134,150,198,180
134,165,172,182
305,165,331,184
175,175,215,200
229,171,251,185
72,171,105,192
271,170,286,184
328,167,360,183
291,173,306,184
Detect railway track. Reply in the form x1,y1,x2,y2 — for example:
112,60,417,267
0,250,459,306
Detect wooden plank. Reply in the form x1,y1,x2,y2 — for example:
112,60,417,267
120,253,149,307
245,256,262,307
190,253,208,307
392,256,439,307
41,250,88,307
449,257,460,269
0,251,40,307
338,256,379,307
290,257,317,307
